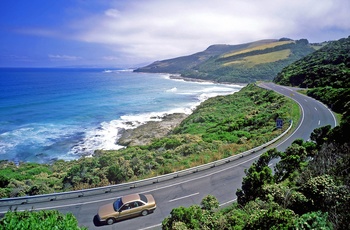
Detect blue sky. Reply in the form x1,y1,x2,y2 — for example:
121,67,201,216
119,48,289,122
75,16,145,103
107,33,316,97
1,0,349,68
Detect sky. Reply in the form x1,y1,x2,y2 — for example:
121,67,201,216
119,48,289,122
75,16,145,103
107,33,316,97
1,0,349,68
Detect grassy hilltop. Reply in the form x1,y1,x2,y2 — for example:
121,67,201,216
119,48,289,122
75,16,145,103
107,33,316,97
135,38,317,83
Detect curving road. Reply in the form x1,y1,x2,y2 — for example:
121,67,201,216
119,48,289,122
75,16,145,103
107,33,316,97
0,83,336,230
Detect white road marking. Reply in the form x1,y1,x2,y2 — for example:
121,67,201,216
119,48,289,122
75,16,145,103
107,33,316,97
139,224,162,230
304,99,307,102
318,120,321,125
168,192,199,203
315,107,318,111
219,198,237,207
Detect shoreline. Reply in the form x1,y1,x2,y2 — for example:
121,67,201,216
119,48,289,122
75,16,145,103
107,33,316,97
115,74,246,148
117,113,188,147
168,74,248,87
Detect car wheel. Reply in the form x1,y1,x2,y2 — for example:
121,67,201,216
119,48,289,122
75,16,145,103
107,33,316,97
141,210,148,216
106,218,115,225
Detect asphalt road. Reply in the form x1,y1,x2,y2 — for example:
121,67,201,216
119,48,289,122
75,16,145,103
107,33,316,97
0,83,336,230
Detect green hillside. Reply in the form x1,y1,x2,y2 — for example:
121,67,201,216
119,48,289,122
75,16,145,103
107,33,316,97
135,38,316,83
274,36,350,114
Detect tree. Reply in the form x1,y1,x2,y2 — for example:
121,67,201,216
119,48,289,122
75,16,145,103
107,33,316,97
310,125,332,147
243,200,296,230
274,143,308,183
200,194,219,212
261,183,309,214
162,205,203,230
162,195,223,230
236,149,279,205
294,211,333,230
299,175,348,213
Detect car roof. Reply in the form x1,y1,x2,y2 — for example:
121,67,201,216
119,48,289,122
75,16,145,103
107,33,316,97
121,193,141,203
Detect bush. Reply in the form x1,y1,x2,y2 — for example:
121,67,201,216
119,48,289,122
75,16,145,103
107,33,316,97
0,210,87,230
294,211,333,229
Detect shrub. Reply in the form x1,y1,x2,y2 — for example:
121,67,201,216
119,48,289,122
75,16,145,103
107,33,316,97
0,210,87,230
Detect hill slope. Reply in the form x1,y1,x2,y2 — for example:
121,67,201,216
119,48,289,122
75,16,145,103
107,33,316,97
135,38,316,83
274,36,350,114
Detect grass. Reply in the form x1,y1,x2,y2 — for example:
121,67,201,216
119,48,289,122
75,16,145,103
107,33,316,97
222,41,294,58
222,49,291,67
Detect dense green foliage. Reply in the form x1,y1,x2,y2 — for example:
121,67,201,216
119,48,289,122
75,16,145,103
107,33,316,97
163,122,350,229
136,38,316,83
0,84,298,198
162,196,333,229
0,210,87,230
274,36,350,114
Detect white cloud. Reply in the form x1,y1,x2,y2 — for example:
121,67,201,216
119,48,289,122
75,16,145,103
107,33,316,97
23,0,350,65
48,54,82,61
102,56,120,61
104,8,121,18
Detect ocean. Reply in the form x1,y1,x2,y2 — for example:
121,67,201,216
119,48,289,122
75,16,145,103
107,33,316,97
0,68,243,163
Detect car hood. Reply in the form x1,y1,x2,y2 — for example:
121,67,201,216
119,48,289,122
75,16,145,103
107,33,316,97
98,203,116,219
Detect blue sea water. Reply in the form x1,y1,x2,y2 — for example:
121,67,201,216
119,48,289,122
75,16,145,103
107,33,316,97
0,68,243,163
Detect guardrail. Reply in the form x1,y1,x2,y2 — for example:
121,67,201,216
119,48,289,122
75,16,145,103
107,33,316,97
0,121,292,207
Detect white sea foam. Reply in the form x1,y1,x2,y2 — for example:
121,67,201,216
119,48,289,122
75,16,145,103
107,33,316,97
67,107,198,157
0,123,80,161
166,87,178,92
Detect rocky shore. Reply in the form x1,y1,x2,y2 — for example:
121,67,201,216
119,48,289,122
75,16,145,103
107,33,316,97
117,113,188,146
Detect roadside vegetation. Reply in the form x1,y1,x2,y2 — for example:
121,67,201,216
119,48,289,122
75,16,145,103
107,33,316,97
162,102,350,230
162,36,350,230
0,84,299,198
0,210,87,230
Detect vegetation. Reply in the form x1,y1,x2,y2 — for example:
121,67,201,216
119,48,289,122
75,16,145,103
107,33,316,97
163,116,350,229
162,35,350,230
0,210,86,230
0,84,298,198
274,36,350,115
135,38,317,83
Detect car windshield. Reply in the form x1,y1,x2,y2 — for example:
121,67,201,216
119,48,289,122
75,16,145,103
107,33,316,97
113,198,123,211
